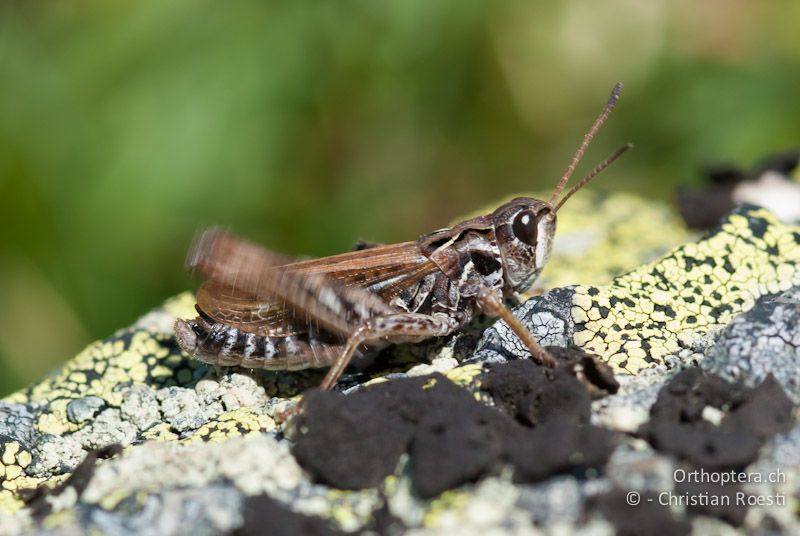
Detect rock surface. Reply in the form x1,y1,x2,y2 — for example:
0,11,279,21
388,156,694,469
0,199,799,535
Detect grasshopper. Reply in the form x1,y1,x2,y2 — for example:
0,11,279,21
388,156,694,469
175,83,630,390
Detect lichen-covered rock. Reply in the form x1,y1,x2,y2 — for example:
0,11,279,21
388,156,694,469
701,287,800,402
0,196,798,535
477,204,800,373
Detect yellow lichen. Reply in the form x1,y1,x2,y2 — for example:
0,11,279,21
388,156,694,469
423,489,471,527
444,364,483,386
570,207,800,373
184,408,275,444
0,491,23,515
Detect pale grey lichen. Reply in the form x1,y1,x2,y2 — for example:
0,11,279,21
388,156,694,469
702,287,800,402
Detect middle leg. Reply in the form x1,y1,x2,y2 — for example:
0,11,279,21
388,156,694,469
319,312,459,390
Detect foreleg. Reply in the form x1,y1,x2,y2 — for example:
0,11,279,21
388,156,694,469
475,287,556,368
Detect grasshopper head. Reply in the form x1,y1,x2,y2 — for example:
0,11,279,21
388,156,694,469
492,197,556,293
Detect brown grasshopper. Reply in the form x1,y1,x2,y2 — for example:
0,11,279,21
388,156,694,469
175,83,630,390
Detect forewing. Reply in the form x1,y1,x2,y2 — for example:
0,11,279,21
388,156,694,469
283,241,439,300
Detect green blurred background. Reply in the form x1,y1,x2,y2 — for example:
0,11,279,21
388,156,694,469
1,0,799,396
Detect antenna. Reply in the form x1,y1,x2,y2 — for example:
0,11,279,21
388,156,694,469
555,143,633,212
548,82,623,206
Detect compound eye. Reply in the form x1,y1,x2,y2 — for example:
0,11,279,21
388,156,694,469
511,209,538,246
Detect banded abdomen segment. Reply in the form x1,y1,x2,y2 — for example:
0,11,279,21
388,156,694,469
174,315,348,370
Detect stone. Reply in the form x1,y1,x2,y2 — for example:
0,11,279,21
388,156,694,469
66,396,106,424
702,287,800,403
